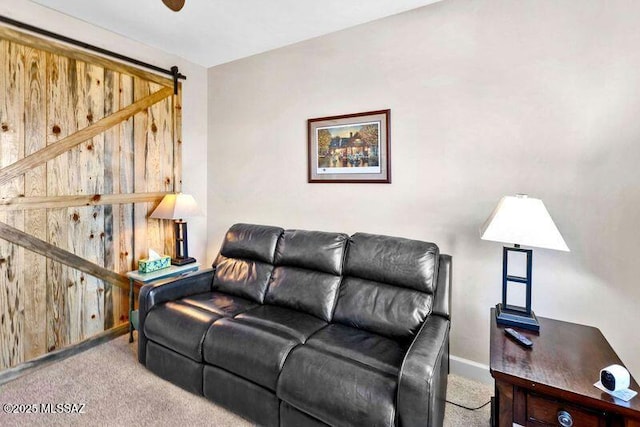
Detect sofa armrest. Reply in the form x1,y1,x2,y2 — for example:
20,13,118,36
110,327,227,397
138,268,214,364
396,314,450,427
432,254,452,320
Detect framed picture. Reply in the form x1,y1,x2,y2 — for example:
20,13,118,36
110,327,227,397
308,109,391,183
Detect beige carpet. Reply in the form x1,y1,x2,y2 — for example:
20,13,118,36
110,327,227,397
0,334,492,426
444,374,493,426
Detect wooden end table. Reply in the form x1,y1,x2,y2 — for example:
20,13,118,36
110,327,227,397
126,263,200,343
490,308,640,426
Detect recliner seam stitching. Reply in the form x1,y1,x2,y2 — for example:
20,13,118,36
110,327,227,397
302,343,398,379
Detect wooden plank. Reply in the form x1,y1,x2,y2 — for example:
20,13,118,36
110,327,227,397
22,45,47,361
0,39,10,369
0,221,129,290
158,85,173,194
0,40,25,369
146,82,166,256
133,77,150,263
0,191,168,211
173,82,183,193
116,74,135,323
66,60,84,343
87,62,107,336
0,25,172,88
103,69,119,330
89,62,107,339
158,83,175,255
0,85,174,186
168,83,182,258
46,52,73,352
70,61,105,339
64,59,81,344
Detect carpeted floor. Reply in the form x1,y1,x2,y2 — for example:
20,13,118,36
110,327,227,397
444,375,493,426
0,334,492,426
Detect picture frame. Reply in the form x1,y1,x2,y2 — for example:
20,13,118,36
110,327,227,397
308,109,391,183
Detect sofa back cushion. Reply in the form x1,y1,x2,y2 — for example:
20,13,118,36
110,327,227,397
274,229,346,275
333,233,439,340
218,223,283,264
265,230,348,321
213,224,284,303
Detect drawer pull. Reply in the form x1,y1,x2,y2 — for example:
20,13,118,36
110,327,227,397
557,410,573,427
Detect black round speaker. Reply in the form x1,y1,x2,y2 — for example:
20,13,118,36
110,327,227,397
601,370,616,391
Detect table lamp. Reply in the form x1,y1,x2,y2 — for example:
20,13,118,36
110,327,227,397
480,194,569,332
150,193,201,266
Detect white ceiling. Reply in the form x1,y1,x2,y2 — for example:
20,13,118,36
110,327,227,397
30,0,441,67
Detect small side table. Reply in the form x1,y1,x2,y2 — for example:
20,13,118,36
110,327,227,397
126,263,200,343
489,308,640,427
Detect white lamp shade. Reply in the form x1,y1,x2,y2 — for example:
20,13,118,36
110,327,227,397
150,193,201,220
480,195,569,251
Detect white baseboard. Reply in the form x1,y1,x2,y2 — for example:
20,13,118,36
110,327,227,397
449,355,493,385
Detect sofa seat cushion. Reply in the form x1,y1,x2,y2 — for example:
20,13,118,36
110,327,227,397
236,305,327,342
144,302,222,362
277,345,398,427
305,324,406,376
179,292,257,317
203,315,323,391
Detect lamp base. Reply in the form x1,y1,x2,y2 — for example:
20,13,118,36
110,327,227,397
495,303,540,332
171,256,196,266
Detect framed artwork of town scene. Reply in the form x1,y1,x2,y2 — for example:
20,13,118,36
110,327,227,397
308,109,391,183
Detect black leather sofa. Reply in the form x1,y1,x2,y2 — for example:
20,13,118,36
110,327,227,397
138,224,452,427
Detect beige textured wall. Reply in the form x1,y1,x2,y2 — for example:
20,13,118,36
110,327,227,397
1,0,209,263
208,0,640,377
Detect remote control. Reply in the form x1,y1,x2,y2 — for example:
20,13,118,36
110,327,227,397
504,328,533,348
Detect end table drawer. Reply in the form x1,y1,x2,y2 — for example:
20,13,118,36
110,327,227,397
527,394,605,427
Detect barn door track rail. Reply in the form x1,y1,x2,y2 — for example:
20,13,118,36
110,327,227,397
0,15,186,93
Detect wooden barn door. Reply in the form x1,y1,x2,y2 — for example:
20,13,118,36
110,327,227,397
0,26,182,371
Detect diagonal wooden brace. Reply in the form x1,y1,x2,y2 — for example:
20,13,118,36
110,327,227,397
0,85,173,186
0,221,130,290
0,191,169,211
